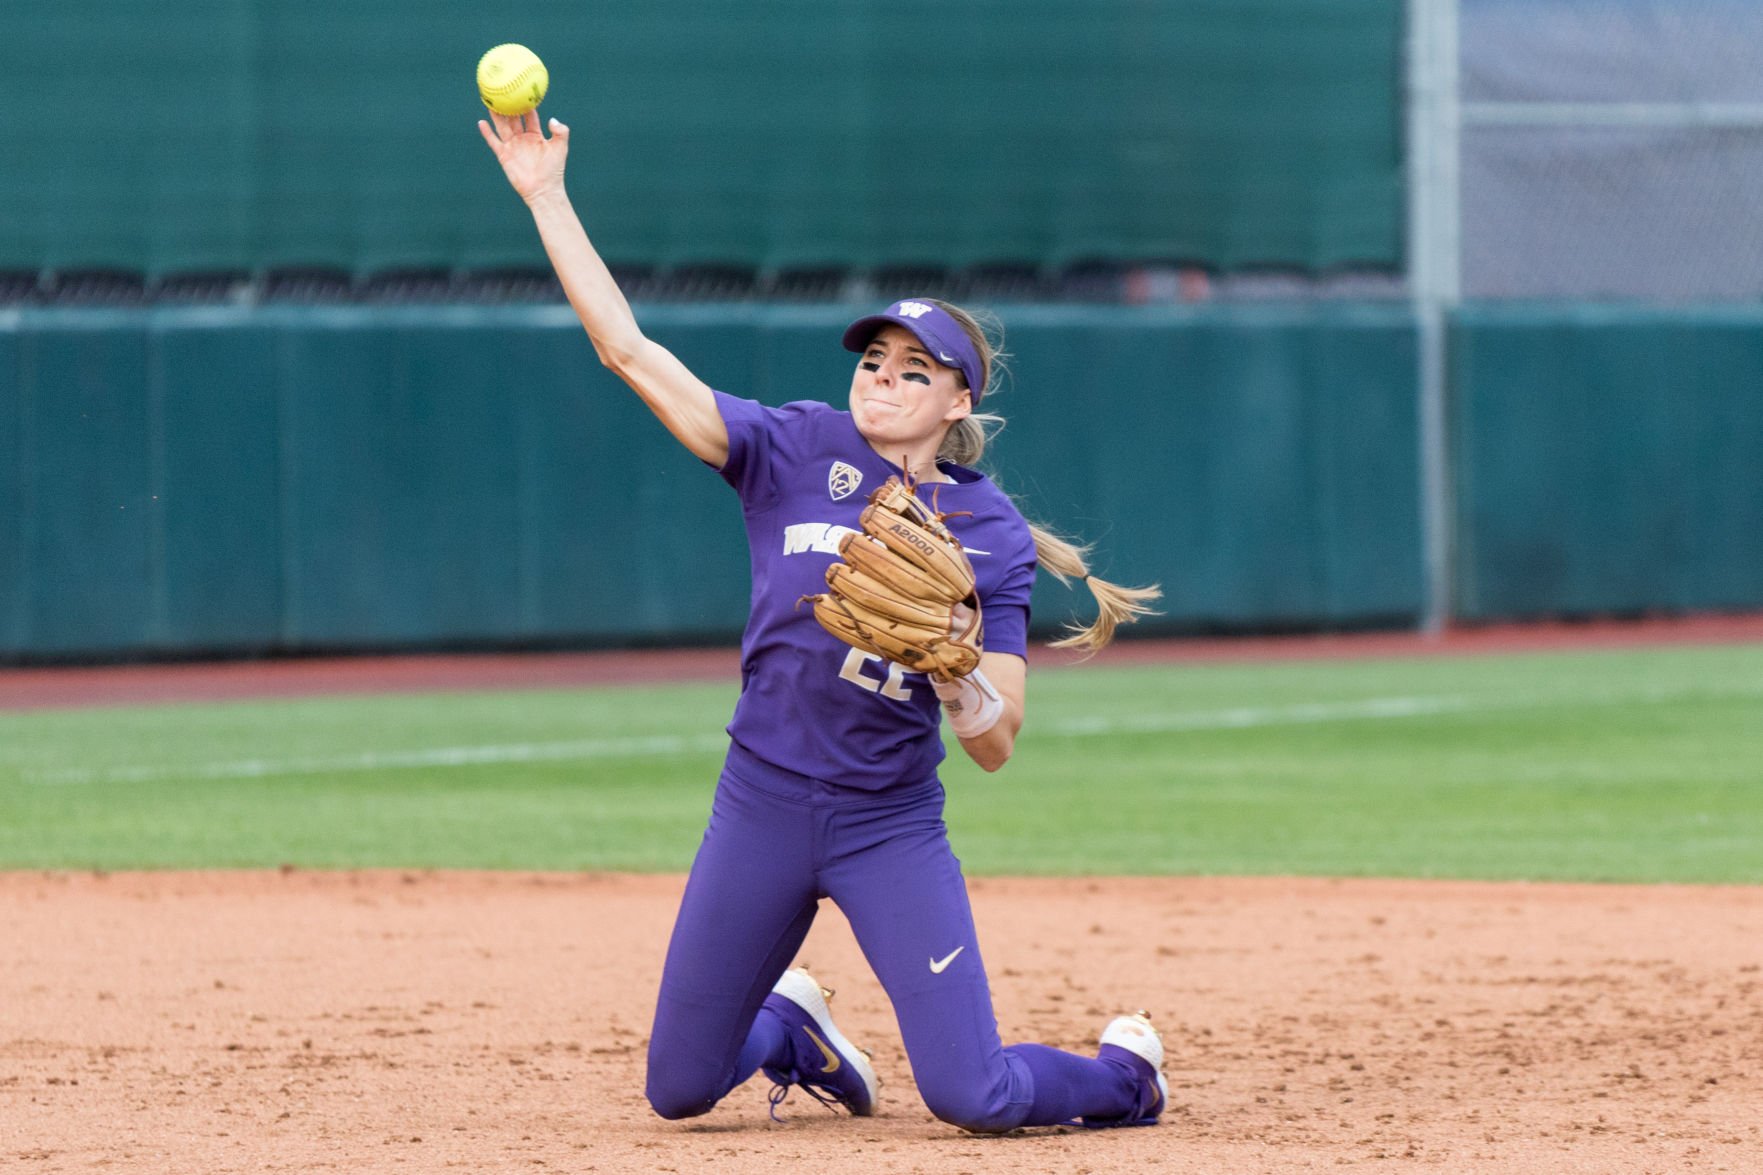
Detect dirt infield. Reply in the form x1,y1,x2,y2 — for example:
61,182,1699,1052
7,617,1763,1170
5,871,1761,1173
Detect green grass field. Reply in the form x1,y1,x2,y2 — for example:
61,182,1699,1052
2,643,1759,882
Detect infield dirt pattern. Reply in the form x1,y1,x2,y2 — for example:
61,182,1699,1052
5,615,1763,1172
5,871,1760,1173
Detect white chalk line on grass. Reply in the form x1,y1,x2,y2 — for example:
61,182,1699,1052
1045,695,1464,736
22,732,733,787
17,695,1472,786
17,681,1760,787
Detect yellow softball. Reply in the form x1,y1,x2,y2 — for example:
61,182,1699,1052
477,44,549,116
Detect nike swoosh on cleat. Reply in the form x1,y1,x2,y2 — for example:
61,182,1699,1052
802,1025,841,1073
929,946,965,974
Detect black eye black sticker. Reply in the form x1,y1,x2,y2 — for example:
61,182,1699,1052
860,361,880,372
902,372,931,385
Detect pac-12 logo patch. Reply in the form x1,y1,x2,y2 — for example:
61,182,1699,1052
828,461,863,501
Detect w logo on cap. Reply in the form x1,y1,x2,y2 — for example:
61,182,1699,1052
895,301,934,319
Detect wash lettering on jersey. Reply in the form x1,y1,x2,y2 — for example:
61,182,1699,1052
782,522,858,556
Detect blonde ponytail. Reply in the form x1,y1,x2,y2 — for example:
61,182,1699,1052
1027,523,1163,652
925,299,1162,652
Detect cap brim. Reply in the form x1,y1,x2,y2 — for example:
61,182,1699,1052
841,315,897,354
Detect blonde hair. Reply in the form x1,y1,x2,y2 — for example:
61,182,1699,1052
928,299,1162,653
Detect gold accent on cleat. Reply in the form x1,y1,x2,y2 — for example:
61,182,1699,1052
802,1025,842,1074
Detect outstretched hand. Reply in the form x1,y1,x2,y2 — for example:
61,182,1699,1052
478,109,570,203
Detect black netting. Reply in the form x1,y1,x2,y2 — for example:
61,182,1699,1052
1462,125,1763,300
1460,0,1763,300
8,263,1403,308
1463,0,1763,104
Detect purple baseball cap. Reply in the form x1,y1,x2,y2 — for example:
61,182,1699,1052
842,299,986,404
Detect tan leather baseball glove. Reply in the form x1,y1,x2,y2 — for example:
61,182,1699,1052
805,476,983,681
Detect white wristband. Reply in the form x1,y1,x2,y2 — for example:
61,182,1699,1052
932,668,1005,739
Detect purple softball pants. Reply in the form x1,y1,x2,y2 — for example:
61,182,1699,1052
643,744,1138,1132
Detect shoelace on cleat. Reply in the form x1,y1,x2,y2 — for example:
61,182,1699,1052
766,1066,847,1121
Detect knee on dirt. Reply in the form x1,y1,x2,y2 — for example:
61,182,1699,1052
645,1080,718,1121
920,1086,1021,1136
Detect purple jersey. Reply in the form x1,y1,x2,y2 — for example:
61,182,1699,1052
711,390,1036,790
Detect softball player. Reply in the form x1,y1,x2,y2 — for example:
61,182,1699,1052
481,109,1164,1132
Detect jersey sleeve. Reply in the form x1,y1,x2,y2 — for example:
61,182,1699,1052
710,391,836,512
710,390,779,508
979,524,1037,660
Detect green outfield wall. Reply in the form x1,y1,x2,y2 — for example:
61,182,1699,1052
0,304,1421,660
1451,305,1763,620
4,0,1401,277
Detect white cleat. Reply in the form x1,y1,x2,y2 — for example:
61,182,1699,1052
761,967,880,1117
1086,1012,1168,1127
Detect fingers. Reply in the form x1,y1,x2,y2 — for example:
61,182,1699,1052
501,109,525,138
478,108,564,153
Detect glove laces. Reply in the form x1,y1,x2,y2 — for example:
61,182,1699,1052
894,456,972,528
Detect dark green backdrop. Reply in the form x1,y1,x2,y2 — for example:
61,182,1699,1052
11,302,1759,661
1451,305,1763,620
4,0,1403,276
